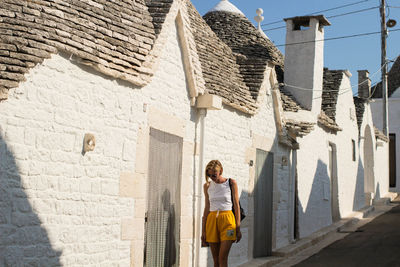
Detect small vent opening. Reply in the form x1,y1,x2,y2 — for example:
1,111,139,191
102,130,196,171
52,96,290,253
293,20,310,31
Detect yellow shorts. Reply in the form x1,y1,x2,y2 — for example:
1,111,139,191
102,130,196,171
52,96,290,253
206,210,236,243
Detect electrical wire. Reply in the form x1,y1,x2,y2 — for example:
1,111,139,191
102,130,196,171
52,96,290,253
262,6,379,32
261,0,373,27
327,6,379,19
284,59,389,95
274,28,400,47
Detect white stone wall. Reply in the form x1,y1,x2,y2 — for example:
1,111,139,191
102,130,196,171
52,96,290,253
1,8,391,267
362,105,389,200
371,97,400,192
0,15,288,266
0,20,196,266
202,106,253,267
333,76,362,217
197,83,284,266
296,126,332,238
375,141,390,199
294,74,391,238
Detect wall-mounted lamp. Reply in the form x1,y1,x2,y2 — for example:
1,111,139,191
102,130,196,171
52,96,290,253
83,133,96,154
281,156,288,166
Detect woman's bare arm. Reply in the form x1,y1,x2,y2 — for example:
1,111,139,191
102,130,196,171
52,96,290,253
231,179,242,242
201,183,210,239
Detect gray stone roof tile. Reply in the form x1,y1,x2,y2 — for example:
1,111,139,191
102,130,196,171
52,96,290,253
285,119,315,137
372,55,400,98
279,86,304,112
203,11,284,99
374,126,389,142
353,97,366,131
318,111,342,132
0,0,173,99
322,68,343,122
186,2,258,114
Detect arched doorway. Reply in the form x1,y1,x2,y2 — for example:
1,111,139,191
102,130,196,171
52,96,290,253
363,125,375,206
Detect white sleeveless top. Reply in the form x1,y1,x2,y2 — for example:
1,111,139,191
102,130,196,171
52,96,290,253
208,179,232,211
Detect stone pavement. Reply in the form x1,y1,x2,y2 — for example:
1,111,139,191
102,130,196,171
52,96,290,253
238,194,399,267
292,196,400,267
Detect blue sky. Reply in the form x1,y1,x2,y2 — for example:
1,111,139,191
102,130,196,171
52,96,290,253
191,0,400,94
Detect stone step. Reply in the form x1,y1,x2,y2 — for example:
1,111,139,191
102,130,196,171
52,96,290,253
237,256,283,267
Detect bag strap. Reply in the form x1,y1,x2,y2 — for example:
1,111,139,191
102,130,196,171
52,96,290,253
229,178,234,207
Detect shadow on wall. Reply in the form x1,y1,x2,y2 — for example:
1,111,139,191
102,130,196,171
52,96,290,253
353,158,366,211
162,189,177,267
0,134,62,265
298,159,333,238
145,190,178,266
375,182,381,200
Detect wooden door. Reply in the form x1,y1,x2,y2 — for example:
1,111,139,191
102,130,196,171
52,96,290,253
253,149,274,257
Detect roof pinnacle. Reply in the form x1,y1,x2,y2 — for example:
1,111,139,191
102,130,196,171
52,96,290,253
254,8,264,31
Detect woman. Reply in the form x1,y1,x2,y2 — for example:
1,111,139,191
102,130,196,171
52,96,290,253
201,160,242,267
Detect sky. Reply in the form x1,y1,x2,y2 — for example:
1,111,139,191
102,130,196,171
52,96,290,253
191,0,400,95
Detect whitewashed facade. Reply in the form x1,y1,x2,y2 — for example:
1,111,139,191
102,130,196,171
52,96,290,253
0,0,391,266
371,86,400,193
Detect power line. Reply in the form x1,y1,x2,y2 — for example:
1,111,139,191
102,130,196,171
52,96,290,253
286,60,387,94
262,6,379,32
327,6,379,19
274,28,400,47
261,0,373,27
288,56,399,99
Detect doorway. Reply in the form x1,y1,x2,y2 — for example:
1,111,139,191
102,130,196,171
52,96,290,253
144,128,183,267
328,144,340,222
363,126,375,205
253,149,274,257
389,134,396,188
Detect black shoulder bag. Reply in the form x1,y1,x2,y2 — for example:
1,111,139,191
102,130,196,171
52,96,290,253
229,179,246,221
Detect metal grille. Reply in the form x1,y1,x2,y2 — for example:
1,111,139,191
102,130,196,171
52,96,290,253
145,128,182,267
253,149,274,257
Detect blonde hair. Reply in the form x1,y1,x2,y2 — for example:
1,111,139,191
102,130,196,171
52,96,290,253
205,160,223,182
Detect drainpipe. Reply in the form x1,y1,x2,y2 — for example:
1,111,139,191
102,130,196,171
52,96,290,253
193,108,206,267
192,94,222,266
288,149,297,243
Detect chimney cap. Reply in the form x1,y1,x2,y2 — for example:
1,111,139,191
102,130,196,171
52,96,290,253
284,15,331,26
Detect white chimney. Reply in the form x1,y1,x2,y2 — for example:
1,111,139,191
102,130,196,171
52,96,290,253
357,70,371,99
283,15,330,113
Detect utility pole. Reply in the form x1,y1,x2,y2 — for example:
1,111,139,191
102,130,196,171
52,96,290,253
381,0,389,136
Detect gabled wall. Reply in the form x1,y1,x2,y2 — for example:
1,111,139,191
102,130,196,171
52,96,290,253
294,73,389,238
0,17,197,266
333,74,361,216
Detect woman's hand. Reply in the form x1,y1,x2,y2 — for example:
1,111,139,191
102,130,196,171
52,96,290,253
201,232,208,247
236,227,242,243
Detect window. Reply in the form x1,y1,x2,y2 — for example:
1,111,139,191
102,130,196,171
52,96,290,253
352,139,356,161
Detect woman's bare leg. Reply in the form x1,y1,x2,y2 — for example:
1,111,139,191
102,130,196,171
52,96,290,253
209,242,220,267
218,240,234,267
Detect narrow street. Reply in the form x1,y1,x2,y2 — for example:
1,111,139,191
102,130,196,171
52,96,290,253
295,197,400,267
